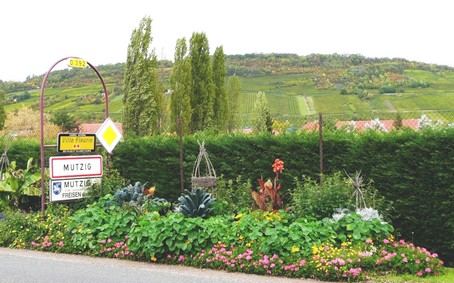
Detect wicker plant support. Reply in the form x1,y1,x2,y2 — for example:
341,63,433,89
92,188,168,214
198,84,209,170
191,141,217,189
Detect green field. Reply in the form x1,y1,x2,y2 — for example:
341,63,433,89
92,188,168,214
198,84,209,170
5,69,454,127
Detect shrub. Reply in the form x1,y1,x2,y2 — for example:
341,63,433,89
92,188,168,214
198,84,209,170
213,176,254,215
290,172,355,219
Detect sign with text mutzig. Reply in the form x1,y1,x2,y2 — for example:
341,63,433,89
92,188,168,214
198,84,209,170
49,155,103,179
96,118,122,153
50,177,101,202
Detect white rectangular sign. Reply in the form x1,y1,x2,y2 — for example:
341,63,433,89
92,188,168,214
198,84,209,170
49,155,103,179
50,178,101,202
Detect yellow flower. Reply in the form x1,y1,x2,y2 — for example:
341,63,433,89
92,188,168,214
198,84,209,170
234,213,245,219
291,246,300,253
312,245,319,255
246,242,251,247
151,256,157,261
239,235,244,240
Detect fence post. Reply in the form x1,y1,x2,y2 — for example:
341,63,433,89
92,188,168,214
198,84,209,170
319,113,324,185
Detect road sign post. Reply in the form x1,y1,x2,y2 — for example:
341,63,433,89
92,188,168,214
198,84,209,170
40,57,109,214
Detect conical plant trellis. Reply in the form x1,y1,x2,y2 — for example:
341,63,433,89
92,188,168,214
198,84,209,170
0,133,13,181
191,141,217,189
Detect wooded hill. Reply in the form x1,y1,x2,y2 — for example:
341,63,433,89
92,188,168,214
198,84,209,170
2,53,454,126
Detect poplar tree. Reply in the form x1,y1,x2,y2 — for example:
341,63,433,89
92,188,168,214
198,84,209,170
226,75,241,132
170,38,192,134
123,16,162,136
189,32,214,132
0,89,6,130
252,91,272,133
212,46,227,131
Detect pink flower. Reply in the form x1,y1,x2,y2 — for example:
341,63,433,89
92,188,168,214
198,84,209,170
415,259,421,264
383,239,390,244
416,271,423,276
425,268,431,273
324,245,330,251
178,255,185,262
365,238,373,244
403,257,408,263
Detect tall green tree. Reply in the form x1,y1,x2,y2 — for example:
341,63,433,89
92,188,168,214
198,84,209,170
123,16,162,136
189,32,214,132
212,46,227,131
226,75,241,132
50,110,79,132
252,91,272,133
0,89,6,130
170,38,192,134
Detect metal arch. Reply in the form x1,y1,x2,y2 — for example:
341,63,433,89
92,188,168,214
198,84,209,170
39,56,109,217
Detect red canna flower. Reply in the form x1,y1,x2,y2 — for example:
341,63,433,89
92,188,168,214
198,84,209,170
272,158,284,174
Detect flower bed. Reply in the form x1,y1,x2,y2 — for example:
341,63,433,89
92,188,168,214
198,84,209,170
0,200,444,282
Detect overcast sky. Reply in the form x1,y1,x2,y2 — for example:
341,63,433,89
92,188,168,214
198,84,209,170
1,0,453,82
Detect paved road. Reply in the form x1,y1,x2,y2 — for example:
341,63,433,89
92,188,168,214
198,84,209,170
0,248,326,283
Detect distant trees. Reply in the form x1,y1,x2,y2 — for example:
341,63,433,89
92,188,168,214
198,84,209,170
189,32,214,132
226,75,241,132
123,16,163,136
212,46,228,131
252,91,272,133
0,89,5,130
169,34,235,134
170,38,192,134
50,110,79,132
3,107,59,139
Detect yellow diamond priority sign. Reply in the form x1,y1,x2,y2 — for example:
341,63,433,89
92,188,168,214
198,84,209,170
96,118,122,154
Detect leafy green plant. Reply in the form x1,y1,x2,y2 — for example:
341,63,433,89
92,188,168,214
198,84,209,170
0,158,41,210
214,175,254,215
291,172,355,219
75,169,129,208
67,195,139,254
141,197,173,216
175,188,216,218
327,212,394,243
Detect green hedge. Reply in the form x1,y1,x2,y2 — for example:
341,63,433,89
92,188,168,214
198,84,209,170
110,129,453,264
3,128,453,264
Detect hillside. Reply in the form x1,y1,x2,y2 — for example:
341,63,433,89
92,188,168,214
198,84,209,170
2,53,454,126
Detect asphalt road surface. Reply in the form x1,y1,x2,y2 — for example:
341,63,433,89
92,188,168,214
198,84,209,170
0,248,326,283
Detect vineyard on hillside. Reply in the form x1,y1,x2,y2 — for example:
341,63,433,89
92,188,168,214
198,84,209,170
1,53,454,128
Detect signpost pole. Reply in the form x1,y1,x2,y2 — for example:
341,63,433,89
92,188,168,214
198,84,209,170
40,57,109,217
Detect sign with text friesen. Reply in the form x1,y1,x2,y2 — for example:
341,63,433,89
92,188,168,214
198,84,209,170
57,133,96,152
50,177,101,202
